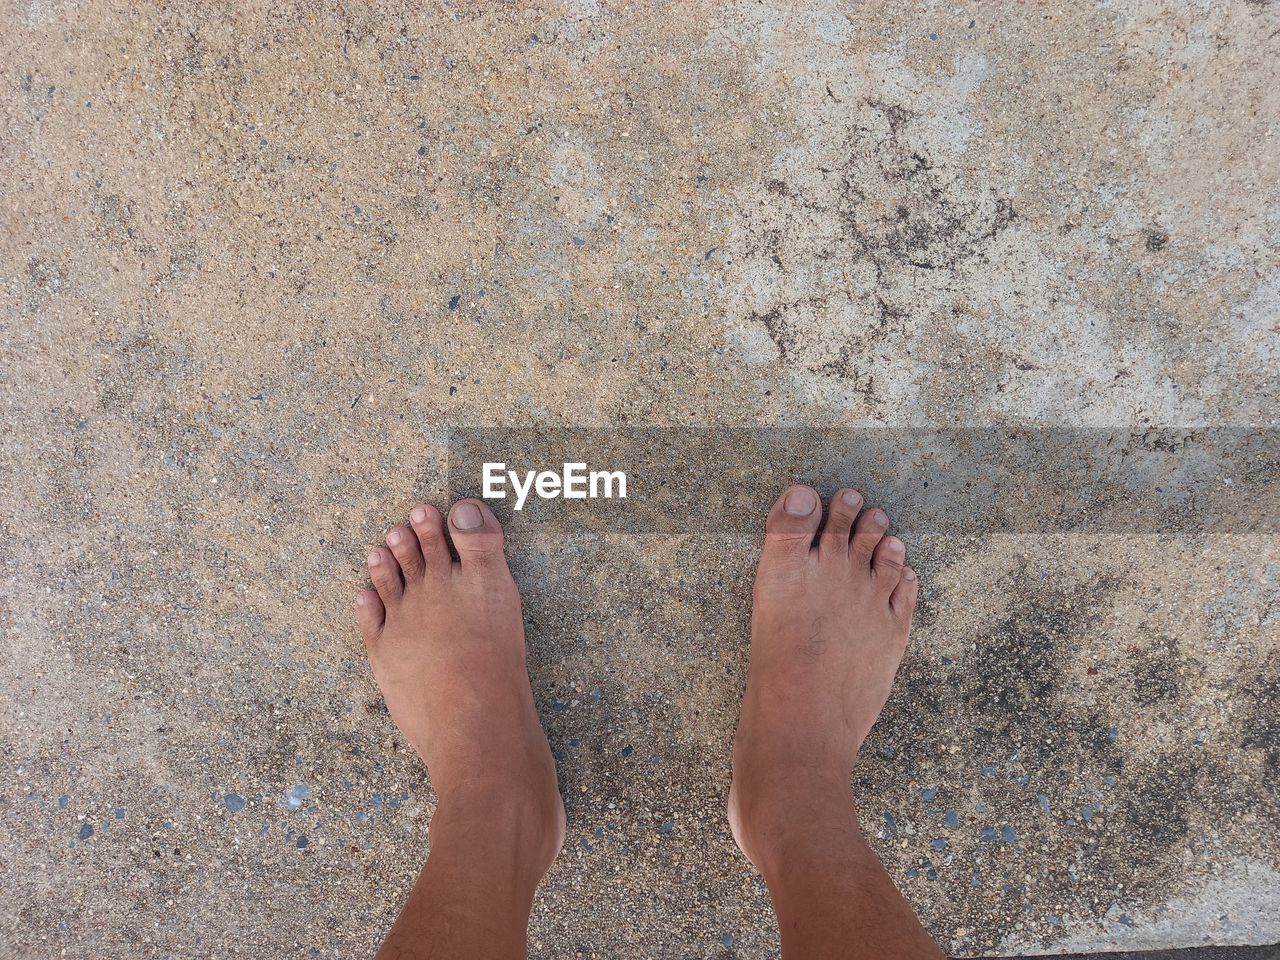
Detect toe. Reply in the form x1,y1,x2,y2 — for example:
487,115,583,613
763,484,821,560
355,589,385,646
891,565,919,620
851,507,890,565
872,535,906,591
410,504,451,569
367,546,404,603
819,488,862,558
448,498,506,568
386,525,425,581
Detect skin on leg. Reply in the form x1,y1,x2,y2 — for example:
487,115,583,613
356,500,565,960
730,486,944,960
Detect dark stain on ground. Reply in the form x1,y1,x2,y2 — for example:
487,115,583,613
1129,634,1182,705
878,570,1122,777
1122,750,1194,846
832,99,1017,271
1241,656,1280,794
742,99,1015,381
22,255,70,314
1144,226,1170,251
850,557,1280,954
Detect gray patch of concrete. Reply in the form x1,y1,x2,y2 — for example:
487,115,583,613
1007,861,1280,955
994,947,1280,960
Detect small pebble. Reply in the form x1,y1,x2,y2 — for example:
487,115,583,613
285,785,311,810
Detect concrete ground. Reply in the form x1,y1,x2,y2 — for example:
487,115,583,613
2,1,1277,958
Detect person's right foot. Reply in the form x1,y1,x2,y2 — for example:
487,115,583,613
729,484,919,869
356,499,565,876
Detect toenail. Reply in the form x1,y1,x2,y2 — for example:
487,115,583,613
873,509,888,526
903,568,917,581
355,593,366,606
784,487,817,516
886,537,904,555
841,489,862,508
367,551,381,566
453,503,483,530
387,530,402,546
411,507,427,525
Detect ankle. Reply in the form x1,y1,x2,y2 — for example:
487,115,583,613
431,780,566,880
730,767,860,872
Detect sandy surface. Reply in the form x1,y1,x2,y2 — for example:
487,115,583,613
2,1,1277,957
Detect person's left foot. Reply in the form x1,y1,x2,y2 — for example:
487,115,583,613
729,485,918,870
356,499,565,873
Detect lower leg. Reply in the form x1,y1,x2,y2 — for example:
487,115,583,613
740,775,942,959
376,786,559,960
731,485,944,960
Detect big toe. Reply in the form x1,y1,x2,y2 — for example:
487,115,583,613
448,498,507,569
762,484,821,560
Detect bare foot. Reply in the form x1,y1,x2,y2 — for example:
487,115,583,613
729,484,919,869
356,499,565,874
